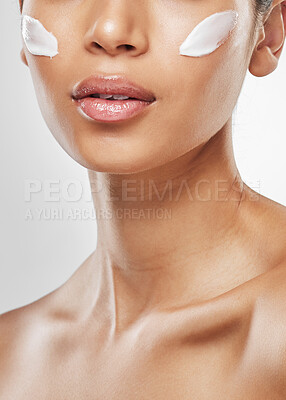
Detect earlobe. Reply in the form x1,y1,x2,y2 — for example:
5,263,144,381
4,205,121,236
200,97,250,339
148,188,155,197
20,48,28,67
249,1,286,77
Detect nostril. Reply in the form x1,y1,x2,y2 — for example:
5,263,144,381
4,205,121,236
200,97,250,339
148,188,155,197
92,42,103,49
90,42,136,53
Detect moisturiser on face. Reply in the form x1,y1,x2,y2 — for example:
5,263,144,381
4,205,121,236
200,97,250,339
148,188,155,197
179,10,238,57
21,15,58,58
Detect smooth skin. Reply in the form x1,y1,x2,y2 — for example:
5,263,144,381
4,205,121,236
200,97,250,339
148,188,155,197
1,0,286,398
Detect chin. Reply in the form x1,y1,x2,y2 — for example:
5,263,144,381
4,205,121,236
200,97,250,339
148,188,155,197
63,141,166,175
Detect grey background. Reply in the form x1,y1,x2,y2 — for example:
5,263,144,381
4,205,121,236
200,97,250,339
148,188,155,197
0,1,285,314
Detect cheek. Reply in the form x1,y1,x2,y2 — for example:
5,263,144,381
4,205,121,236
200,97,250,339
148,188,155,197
21,15,58,58
179,10,239,58
157,39,250,151
20,13,65,127
25,54,71,155
160,4,252,133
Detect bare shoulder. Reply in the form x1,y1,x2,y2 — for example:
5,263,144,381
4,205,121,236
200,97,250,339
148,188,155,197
0,292,55,360
249,189,286,342
0,250,96,380
243,259,286,377
0,306,25,359
0,286,82,396
0,274,82,352
0,298,44,387
232,186,286,387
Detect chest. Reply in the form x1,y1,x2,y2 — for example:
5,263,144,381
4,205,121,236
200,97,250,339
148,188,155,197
2,323,283,400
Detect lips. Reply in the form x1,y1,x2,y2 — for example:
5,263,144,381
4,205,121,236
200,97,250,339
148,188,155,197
71,74,156,123
72,74,156,102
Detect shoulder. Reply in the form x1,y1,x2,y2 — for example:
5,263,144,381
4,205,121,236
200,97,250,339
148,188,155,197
234,185,286,381
0,251,96,369
0,296,50,357
241,260,286,389
0,303,35,387
0,287,71,379
0,250,96,349
0,307,24,357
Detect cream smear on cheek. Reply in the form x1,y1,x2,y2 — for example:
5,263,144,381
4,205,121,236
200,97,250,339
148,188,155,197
21,15,58,58
179,10,239,57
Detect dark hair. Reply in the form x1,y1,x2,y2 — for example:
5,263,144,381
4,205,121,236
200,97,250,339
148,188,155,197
255,0,273,14
254,0,273,24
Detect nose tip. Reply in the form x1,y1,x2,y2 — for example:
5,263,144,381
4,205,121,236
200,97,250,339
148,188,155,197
84,16,149,57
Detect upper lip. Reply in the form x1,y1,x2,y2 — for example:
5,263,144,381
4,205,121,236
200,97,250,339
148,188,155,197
72,74,156,102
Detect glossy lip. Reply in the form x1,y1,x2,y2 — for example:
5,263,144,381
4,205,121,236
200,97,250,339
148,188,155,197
78,98,154,123
72,74,156,102
71,74,156,123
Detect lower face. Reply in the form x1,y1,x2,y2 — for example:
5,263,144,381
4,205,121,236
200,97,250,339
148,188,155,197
22,0,254,174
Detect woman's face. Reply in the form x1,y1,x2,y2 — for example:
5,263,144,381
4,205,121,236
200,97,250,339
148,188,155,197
21,0,254,173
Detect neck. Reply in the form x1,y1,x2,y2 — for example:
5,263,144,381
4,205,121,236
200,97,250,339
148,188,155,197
86,119,250,328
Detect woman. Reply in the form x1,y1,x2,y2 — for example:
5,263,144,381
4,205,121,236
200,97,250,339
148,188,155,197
1,0,286,398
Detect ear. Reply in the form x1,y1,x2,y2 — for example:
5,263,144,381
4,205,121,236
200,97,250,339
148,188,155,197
249,0,286,77
20,48,28,67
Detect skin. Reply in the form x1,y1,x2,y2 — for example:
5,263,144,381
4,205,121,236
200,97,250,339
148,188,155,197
1,0,286,398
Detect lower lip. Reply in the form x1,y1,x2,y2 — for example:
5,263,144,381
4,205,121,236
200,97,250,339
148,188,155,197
75,97,154,123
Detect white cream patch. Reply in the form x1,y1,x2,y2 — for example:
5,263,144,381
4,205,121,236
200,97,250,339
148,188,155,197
179,10,239,58
21,15,58,58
